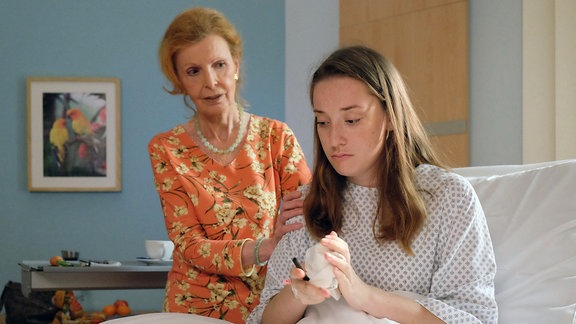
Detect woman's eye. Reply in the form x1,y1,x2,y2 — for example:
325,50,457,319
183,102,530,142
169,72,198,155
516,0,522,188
346,118,361,125
215,61,226,69
186,68,199,76
315,120,328,127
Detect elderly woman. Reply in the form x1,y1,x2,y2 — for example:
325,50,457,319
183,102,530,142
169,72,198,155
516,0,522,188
148,7,311,323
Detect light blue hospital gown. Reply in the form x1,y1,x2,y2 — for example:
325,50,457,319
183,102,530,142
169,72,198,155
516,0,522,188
248,164,498,323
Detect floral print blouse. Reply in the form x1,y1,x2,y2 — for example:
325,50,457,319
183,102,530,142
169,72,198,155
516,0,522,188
148,114,311,323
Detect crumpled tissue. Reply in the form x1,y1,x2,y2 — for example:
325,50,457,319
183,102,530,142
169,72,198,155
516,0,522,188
304,243,345,300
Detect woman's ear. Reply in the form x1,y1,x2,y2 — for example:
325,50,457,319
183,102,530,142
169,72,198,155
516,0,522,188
385,114,394,131
234,59,240,76
387,124,394,132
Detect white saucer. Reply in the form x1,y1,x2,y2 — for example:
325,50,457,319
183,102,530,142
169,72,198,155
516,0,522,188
138,258,173,265
90,260,122,267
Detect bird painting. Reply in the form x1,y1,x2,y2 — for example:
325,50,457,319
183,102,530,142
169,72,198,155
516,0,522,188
42,93,109,177
49,118,69,165
66,108,93,136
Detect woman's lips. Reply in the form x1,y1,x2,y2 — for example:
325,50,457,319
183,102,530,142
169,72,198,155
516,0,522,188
204,94,224,103
331,153,352,160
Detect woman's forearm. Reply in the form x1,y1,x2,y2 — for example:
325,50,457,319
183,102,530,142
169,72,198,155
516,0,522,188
360,286,444,324
262,286,307,324
241,238,276,268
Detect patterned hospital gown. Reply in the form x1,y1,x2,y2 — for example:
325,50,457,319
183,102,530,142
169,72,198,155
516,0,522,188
148,115,311,324
248,164,498,323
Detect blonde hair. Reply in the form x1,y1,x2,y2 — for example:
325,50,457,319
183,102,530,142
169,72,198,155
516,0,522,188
158,7,244,107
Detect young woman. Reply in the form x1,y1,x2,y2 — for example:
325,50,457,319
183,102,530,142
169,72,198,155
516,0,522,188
148,7,310,323
248,46,497,323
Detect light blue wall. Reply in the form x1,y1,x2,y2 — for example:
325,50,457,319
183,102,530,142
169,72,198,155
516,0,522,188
0,0,285,312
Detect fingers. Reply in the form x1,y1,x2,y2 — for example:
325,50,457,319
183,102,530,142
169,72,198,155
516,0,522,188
284,222,304,232
320,232,352,289
273,191,305,240
280,194,304,218
324,250,346,268
287,267,331,304
289,264,308,281
320,231,350,261
283,190,303,201
273,219,303,242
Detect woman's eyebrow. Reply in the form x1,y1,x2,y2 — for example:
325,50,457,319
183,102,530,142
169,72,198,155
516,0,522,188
313,105,363,114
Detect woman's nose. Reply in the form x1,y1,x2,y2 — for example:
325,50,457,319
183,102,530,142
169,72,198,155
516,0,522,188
329,124,345,147
203,69,217,88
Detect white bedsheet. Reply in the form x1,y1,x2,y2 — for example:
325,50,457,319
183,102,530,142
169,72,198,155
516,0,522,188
455,160,576,323
103,313,232,323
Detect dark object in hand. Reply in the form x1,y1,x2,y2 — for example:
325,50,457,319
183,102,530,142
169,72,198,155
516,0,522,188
292,257,310,281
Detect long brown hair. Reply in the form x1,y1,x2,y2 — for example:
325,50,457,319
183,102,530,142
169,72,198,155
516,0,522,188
304,46,444,254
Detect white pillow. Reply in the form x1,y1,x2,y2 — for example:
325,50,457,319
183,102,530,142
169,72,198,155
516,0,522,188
104,313,232,323
459,161,576,323
300,297,398,324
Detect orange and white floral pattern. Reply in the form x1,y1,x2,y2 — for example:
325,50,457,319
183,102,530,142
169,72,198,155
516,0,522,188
148,115,311,323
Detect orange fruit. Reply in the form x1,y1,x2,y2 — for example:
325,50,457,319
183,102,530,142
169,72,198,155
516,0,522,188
50,255,64,266
114,299,129,308
116,304,131,316
102,304,116,316
52,290,66,308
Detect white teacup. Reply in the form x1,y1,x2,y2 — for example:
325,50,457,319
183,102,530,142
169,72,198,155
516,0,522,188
145,240,174,260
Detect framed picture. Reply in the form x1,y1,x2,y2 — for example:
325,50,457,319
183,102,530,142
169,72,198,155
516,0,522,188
27,77,121,192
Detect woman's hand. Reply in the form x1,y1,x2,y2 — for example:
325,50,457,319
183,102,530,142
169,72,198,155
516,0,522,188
272,191,305,245
321,231,372,311
287,264,331,305
249,191,305,267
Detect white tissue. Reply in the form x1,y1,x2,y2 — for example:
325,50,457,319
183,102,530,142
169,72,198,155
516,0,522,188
304,243,344,300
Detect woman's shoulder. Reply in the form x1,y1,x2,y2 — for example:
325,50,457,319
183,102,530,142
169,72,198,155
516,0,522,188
416,165,481,224
297,183,311,195
283,184,310,228
250,114,293,132
148,125,186,146
415,164,473,195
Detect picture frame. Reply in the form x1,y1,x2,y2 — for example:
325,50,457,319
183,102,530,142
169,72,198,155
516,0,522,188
27,77,121,192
